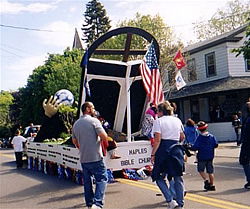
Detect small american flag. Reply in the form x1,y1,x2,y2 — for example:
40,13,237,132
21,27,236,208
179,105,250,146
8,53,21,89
139,43,164,105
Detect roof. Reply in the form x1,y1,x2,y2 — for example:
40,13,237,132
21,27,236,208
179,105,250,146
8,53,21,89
168,76,250,99
184,24,247,55
72,28,83,49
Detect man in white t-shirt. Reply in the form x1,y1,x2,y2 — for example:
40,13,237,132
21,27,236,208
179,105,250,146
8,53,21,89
11,129,27,168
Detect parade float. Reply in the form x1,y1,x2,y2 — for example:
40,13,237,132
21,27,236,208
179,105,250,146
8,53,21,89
26,27,160,181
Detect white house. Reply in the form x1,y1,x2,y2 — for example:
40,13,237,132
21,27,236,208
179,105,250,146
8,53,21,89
168,24,250,142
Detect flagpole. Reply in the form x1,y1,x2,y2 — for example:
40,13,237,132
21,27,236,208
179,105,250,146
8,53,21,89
79,49,89,117
126,65,132,142
77,49,88,117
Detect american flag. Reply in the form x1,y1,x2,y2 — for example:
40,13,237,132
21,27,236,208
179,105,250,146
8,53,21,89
139,44,164,105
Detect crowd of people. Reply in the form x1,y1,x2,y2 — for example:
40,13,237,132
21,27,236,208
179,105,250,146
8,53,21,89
69,98,249,209
9,97,250,209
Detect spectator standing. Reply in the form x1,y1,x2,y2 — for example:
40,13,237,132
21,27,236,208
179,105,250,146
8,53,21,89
239,101,250,189
190,121,218,191
232,114,242,146
237,111,243,125
184,118,199,145
11,129,27,169
72,102,108,209
151,101,185,209
215,105,224,122
184,119,199,162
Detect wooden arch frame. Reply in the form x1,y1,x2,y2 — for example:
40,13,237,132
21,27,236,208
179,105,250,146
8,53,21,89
78,27,160,116
80,26,160,66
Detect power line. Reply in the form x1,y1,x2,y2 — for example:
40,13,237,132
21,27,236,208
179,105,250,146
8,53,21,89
193,11,250,25
0,48,23,58
0,24,56,32
1,43,33,55
1,11,248,34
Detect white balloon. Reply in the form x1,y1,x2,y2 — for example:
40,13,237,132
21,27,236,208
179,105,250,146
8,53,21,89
54,89,74,106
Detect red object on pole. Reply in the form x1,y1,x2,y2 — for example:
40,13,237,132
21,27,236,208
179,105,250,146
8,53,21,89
173,50,186,69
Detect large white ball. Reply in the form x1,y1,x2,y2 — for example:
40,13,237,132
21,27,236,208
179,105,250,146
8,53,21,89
54,89,74,106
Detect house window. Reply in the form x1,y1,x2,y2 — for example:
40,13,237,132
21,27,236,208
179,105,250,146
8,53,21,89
245,59,250,72
187,58,197,81
205,52,216,77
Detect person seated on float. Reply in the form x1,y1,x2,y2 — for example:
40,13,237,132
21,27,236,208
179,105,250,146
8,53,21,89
141,103,157,146
95,111,120,159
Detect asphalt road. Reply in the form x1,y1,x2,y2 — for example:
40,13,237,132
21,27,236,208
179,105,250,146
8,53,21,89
0,143,250,209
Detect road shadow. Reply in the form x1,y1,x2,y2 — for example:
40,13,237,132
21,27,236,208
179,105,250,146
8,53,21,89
212,188,248,195
214,161,242,169
129,201,166,209
57,189,123,209
61,203,85,209
0,167,81,204
186,189,207,194
38,192,83,204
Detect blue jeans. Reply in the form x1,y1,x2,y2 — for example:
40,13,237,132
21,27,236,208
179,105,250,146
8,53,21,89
81,160,108,208
156,175,184,207
243,163,250,183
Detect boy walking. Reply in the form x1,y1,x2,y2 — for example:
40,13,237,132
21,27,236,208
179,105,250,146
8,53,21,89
190,121,218,191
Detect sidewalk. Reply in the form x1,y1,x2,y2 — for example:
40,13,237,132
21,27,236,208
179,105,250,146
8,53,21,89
216,142,241,158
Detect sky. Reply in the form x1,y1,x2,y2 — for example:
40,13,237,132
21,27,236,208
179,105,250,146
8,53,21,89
0,0,248,91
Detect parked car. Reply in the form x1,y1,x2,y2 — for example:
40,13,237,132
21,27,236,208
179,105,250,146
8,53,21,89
0,137,12,148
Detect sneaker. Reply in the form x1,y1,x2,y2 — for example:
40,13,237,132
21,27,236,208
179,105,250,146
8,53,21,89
244,182,250,189
167,200,178,209
204,180,210,190
207,185,216,191
91,205,102,209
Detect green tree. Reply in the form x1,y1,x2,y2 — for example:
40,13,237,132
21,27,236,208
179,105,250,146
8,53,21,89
82,0,111,45
97,13,183,88
98,13,183,66
193,0,250,41
0,91,13,126
17,49,83,126
232,22,250,59
0,91,14,138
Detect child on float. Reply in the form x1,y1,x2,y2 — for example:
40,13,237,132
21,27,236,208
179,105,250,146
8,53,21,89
95,111,120,159
189,121,218,191
141,102,157,146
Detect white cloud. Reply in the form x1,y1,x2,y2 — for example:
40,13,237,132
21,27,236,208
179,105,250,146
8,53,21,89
36,21,75,48
109,0,231,43
69,7,77,13
2,54,47,91
0,0,56,14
